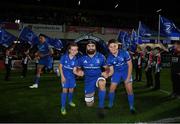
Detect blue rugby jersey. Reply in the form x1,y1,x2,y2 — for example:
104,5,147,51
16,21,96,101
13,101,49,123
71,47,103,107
107,49,131,72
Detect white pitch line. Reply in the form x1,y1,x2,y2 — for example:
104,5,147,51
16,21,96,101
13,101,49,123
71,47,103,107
159,89,170,95
151,116,180,123
159,89,180,99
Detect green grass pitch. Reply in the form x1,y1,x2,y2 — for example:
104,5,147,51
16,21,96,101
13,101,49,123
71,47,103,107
0,68,180,122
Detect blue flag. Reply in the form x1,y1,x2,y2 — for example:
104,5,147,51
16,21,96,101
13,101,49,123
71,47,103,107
138,21,153,37
130,29,138,52
131,29,138,44
138,36,143,44
124,33,131,49
19,27,39,45
0,28,16,47
45,36,63,50
160,16,180,38
117,31,126,43
54,38,63,50
117,31,131,50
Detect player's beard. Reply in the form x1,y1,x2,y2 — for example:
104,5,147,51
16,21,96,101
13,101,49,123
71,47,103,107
86,49,96,55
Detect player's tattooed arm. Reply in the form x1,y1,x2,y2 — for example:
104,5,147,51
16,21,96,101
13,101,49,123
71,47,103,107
125,60,133,83
58,64,66,83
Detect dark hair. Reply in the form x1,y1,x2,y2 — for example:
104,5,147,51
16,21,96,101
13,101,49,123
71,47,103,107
145,46,152,51
108,39,119,46
67,42,78,51
86,40,96,46
39,34,47,38
154,47,161,51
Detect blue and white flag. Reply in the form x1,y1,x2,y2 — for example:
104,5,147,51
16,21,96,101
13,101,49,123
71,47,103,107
131,29,139,44
160,16,180,40
19,27,39,45
138,21,152,37
0,28,16,47
45,36,63,50
117,31,131,50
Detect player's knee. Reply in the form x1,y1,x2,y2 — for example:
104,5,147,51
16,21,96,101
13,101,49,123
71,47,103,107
110,87,115,92
110,83,117,92
68,88,74,93
96,77,106,90
127,89,133,95
125,85,133,94
37,68,42,74
85,93,94,107
62,88,68,93
98,80,106,90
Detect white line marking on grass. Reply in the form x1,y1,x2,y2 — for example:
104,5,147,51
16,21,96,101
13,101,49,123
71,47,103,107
151,116,180,123
160,89,170,95
159,89,180,99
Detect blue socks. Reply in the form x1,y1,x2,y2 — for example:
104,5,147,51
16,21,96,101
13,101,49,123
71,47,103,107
108,92,115,107
34,75,40,84
61,93,67,108
68,92,73,103
98,90,106,108
61,92,74,108
108,92,134,109
128,94,134,109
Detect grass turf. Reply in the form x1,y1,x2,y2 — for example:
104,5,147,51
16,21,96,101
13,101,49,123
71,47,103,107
0,68,180,122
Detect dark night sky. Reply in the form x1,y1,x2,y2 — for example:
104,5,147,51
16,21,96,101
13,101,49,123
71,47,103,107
0,0,179,28
1,0,178,15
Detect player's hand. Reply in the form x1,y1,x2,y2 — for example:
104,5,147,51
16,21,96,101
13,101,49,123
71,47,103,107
78,70,84,77
101,72,108,79
74,68,84,77
61,76,66,84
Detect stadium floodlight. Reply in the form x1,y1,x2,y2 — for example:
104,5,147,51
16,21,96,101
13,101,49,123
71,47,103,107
13,40,20,44
15,19,20,24
78,0,81,6
115,3,119,8
156,9,162,13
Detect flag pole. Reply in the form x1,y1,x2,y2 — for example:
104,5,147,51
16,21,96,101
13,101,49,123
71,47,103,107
137,21,141,44
130,29,134,46
158,14,161,44
158,15,167,51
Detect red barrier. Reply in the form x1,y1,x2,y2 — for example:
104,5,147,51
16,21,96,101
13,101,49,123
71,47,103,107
0,60,5,70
